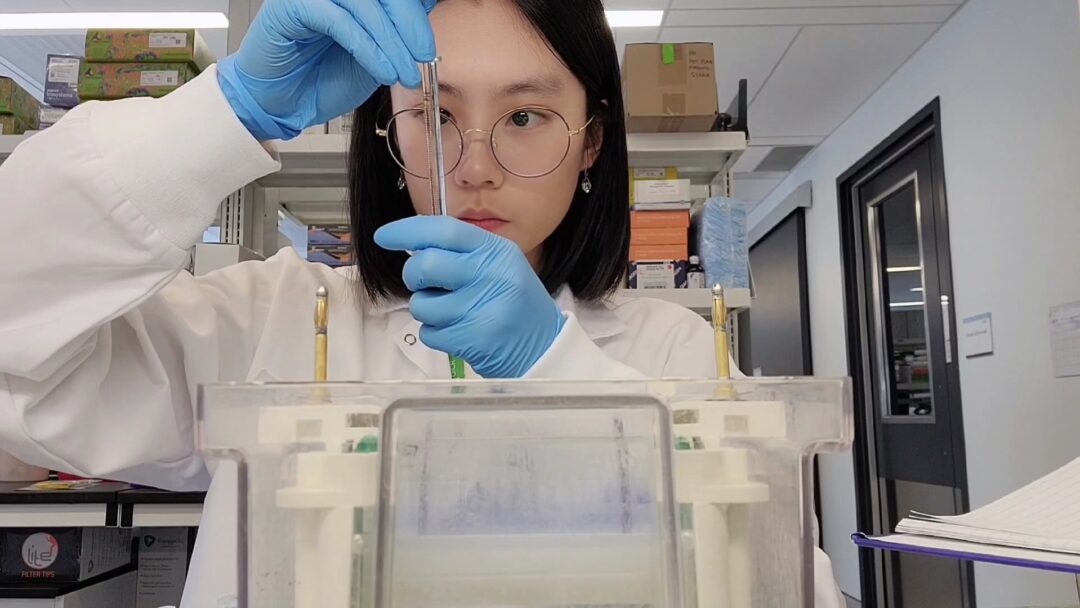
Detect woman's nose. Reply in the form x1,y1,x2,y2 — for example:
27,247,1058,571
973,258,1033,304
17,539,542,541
452,130,505,189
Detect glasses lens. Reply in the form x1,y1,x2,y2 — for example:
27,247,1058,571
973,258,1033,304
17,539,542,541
387,110,463,178
492,108,571,177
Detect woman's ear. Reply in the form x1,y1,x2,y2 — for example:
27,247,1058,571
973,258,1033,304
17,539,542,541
579,100,608,171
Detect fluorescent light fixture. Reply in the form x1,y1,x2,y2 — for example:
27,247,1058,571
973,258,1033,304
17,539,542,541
910,287,924,293
0,12,229,31
606,10,664,28
890,301,925,309
886,266,922,273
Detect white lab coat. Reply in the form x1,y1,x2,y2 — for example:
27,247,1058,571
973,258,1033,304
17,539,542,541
0,67,845,608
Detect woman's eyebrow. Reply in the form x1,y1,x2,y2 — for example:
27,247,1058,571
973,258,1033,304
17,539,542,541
497,75,565,99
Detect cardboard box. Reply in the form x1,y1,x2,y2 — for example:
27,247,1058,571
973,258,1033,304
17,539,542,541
622,42,719,133
629,242,689,262
307,225,351,246
38,107,69,129
634,178,692,204
0,115,30,136
78,62,197,100
0,77,41,129
628,260,688,289
307,246,354,267
630,227,688,246
630,209,690,230
0,528,132,583
84,29,214,71
44,55,82,108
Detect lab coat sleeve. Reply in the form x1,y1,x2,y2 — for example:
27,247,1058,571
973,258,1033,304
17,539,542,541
0,66,281,490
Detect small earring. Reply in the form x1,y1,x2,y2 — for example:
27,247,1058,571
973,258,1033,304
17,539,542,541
581,170,592,194
397,170,406,191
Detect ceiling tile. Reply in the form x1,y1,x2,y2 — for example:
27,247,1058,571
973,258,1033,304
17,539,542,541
748,23,940,138
673,0,961,7
602,0,670,9
663,6,958,27
614,27,660,63
657,26,799,103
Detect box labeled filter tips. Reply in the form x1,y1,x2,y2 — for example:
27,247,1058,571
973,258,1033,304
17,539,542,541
0,528,132,583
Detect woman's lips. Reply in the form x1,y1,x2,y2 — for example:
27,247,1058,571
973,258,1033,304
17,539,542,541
460,218,509,232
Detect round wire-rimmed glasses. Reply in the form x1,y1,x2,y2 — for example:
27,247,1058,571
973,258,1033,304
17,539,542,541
375,106,595,179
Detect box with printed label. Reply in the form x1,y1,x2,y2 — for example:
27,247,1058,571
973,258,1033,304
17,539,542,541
0,77,41,129
627,260,688,289
328,113,354,134
630,209,690,230
135,528,192,608
629,242,689,262
0,528,132,583
308,225,352,246
308,246,354,267
633,178,692,204
44,55,82,108
629,167,678,204
84,29,214,71
630,227,688,246
78,62,197,100
622,42,719,133
38,107,69,129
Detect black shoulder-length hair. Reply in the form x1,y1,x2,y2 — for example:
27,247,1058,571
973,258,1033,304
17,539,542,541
348,0,629,305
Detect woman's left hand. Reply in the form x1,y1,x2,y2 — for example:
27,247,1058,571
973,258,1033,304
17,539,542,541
375,215,566,378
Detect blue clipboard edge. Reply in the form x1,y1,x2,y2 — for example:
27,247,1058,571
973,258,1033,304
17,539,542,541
852,533,1080,575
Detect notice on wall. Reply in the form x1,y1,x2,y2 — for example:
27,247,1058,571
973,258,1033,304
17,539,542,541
962,312,994,358
1049,301,1080,378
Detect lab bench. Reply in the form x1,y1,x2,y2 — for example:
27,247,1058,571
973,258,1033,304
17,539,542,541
0,482,204,528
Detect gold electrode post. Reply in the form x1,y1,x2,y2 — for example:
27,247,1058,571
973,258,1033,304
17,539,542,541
314,286,328,382
711,283,731,380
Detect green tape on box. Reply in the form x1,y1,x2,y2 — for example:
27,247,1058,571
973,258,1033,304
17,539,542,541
661,43,676,65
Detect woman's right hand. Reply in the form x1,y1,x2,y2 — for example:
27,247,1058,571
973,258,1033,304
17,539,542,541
217,0,436,141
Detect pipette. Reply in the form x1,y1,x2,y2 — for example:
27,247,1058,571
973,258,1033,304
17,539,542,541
420,58,448,217
420,58,467,379
711,284,730,380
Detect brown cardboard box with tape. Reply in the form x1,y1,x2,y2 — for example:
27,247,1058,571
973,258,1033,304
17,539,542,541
622,42,719,133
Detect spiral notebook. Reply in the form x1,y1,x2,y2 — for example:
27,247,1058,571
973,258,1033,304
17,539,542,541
854,457,1080,573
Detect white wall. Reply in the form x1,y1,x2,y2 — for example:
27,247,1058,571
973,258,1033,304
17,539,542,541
750,0,1080,604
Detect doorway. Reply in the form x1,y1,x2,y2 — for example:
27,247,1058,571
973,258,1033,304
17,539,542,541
838,99,974,607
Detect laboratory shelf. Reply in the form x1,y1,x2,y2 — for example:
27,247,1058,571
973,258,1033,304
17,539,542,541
618,287,751,314
259,131,746,189
0,481,204,528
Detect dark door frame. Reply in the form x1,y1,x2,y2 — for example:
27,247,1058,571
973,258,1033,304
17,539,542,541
837,98,973,605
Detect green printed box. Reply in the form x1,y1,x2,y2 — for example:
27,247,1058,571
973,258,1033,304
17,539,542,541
78,63,197,100
0,77,42,129
0,115,31,136
85,29,215,72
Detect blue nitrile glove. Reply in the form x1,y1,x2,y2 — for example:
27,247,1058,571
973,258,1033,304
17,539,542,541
217,0,437,141
374,216,567,378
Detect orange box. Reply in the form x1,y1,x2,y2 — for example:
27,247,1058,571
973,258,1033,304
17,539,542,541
630,227,688,246
630,210,690,230
630,242,689,261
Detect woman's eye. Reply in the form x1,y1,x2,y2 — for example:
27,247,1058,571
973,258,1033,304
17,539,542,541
439,110,454,125
510,111,532,127
507,110,549,129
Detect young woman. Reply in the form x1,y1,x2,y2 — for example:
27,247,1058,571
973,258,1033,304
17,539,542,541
0,0,843,605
